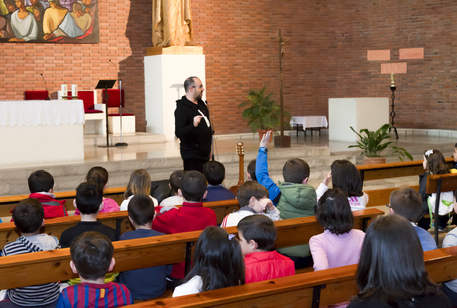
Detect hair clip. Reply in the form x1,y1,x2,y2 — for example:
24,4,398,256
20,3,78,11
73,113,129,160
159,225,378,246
425,149,433,157
228,234,236,241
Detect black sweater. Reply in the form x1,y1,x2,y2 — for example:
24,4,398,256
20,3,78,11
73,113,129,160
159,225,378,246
174,96,212,160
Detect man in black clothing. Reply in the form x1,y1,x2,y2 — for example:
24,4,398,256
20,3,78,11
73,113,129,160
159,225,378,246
174,76,212,172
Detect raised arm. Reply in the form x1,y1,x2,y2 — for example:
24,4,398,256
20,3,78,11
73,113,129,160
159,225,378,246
255,131,281,205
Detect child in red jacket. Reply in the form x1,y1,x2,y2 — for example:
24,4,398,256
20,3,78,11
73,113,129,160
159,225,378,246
152,171,217,285
27,170,68,219
237,215,295,284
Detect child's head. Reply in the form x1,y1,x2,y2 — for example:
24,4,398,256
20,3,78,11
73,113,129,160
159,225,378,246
237,215,276,256
169,170,185,196
13,198,44,234
236,181,269,212
179,171,207,202
72,1,84,17
32,2,44,21
75,182,103,215
202,161,225,185
184,226,245,291
331,160,363,197
124,169,151,199
70,232,115,282
247,159,257,181
85,166,108,193
128,195,155,227
282,158,310,184
355,215,436,301
389,187,422,223
423,149,449,175
28,170,54,193
4,0,16,12
316,188,353,235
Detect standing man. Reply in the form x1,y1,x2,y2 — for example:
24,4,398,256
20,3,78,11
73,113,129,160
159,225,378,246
175,76,212,172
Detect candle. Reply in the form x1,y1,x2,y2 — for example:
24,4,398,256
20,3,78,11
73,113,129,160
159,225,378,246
391,73,395,86
61,84,67,98
71,84,78,98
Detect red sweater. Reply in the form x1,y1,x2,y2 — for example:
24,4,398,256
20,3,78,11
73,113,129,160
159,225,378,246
244,251,295,284
151,202,217,278
28,193,68,219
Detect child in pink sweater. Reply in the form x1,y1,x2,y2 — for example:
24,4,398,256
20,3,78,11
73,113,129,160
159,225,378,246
75,167,119,215
309,188,365,271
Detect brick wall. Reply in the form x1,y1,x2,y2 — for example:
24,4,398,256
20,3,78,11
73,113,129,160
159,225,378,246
1,0,456,133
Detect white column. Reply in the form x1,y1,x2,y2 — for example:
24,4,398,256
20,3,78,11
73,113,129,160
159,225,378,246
144,47,206,141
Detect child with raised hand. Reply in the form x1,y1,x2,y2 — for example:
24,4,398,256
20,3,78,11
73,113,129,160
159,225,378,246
120,169,158,211
75,166,119,215
173,226,245,297
237,215,294,284
309,188,365,271
347,215,451,308
418,149,452,231
57,232,133,308
221,181,280,227
317,160,368,211
1,198,60,307
118,195,171,300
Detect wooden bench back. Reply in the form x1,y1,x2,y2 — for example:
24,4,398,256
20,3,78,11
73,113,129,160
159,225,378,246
0,209,383,290
357,157,454,182
426,173,457,244
127,246,457,308
0,199,240,249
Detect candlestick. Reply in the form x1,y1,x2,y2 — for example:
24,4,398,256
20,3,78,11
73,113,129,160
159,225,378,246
71,84,77,98
391,73,395,87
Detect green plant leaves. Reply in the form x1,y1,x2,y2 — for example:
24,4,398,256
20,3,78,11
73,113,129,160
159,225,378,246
348,124,413,161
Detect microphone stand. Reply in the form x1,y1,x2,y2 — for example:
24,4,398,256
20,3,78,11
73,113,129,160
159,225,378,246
205,100,215,161
40,73,51,100
109,60,128,147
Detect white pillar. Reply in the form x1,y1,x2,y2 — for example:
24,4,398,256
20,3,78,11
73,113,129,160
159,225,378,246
144,47,206,141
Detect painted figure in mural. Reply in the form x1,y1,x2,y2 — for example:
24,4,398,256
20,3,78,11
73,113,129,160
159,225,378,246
152,0,193,47
32,2,44,38
0,0,15,38
70,1,91,32
42,0,67,38
9,0,38,42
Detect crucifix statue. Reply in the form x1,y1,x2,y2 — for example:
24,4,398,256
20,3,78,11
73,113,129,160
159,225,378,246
271,29,291,148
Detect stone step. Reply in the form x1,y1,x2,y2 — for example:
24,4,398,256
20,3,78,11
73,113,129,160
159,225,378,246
83,133,166,146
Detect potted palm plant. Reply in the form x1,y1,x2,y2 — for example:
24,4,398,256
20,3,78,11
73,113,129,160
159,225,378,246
348,123,413,164
238,85,288,141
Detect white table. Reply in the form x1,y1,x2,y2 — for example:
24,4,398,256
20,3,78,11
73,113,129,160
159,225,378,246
290,116,328,138
0,100,85,166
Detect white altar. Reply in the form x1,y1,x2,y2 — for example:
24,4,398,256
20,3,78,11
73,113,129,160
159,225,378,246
0,100,85,166
328,97,389,142
144,46,206,141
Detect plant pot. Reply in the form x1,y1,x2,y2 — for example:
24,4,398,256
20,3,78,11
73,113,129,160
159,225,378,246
258,129,273,143
274,135,291,148
364,157,386,165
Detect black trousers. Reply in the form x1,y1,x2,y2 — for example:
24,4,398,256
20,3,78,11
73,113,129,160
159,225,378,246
183,158,208,173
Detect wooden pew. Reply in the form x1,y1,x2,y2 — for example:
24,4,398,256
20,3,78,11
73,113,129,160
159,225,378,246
0,199,240,249
0,186,127,217
357,157,454,182
365,185,419,208
126,246,457,308
0,209,383,291
426,173,457,244
0,211,132,249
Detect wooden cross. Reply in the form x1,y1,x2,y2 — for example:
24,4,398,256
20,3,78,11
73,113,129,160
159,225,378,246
271,29,289,138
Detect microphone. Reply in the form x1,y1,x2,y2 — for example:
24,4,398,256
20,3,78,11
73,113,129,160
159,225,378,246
109,59,119,73
40,73,51,100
